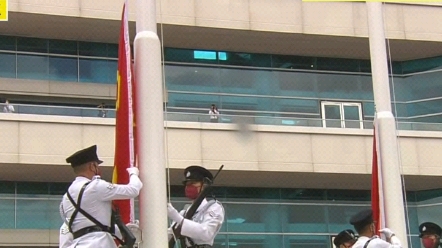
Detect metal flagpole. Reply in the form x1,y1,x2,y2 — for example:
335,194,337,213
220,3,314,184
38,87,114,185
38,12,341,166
366,2,408,247
134,0,168,247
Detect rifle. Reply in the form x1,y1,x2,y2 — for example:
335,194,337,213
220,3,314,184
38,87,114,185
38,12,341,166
168,165,224,248
113,208,137,248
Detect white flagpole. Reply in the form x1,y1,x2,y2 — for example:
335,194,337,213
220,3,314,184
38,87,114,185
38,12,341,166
366,2,408,247
134,0,168,247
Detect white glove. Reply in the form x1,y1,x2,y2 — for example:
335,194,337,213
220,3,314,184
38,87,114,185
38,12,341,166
379,228,395,238
127,167,139,177
167,203,184,224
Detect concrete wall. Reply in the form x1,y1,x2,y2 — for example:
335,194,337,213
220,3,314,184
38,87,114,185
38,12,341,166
8,0,442,42
2,113,442,176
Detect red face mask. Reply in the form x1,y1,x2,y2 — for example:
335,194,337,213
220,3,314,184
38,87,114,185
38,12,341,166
185,185,200,199
422,238,436,248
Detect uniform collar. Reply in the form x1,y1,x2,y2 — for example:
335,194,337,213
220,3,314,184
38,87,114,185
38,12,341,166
74,176,91,182
195,198,208,213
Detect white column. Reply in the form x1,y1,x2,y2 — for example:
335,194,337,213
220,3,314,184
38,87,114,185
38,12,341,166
135,0,168,247
366,2,408,247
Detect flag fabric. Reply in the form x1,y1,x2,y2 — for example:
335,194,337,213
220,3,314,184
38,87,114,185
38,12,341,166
371,122,385,236
112,1,135,224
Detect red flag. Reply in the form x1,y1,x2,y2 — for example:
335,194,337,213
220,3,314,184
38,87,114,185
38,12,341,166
371,124,385,235
112,2,135,224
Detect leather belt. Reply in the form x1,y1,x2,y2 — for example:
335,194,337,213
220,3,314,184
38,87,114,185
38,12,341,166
192,245,212,248
73,225,110,239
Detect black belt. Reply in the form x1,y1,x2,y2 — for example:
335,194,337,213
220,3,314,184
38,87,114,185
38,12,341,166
192,245,212,248
73,225,110,239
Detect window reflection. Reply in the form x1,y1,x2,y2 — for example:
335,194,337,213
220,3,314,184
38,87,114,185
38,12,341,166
49,56,78,82
17,55,48,80
0,53,16,78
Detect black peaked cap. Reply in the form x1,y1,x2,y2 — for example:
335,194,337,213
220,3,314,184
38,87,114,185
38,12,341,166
183,165,213,184
66,145,103,167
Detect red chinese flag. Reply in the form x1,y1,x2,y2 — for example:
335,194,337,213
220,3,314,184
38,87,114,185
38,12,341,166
371,126,385,235
112,2,135,224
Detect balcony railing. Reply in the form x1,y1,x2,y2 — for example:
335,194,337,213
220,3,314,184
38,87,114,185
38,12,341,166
2,103,442,132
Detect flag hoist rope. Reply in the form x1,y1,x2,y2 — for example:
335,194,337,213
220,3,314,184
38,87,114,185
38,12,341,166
382,2,412,246
157,0,172,203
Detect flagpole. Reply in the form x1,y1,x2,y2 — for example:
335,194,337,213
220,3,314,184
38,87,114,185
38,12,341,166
366,2,408,247
134,0,168,247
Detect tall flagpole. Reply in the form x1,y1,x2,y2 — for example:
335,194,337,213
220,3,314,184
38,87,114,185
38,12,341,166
134,0,168,247
366,2,408,247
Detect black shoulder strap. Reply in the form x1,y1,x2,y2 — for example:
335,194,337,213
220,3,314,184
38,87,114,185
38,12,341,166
66,182,109,233
363,236,377,248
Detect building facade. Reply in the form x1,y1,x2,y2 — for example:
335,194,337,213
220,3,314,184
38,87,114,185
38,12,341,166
1,0,442,247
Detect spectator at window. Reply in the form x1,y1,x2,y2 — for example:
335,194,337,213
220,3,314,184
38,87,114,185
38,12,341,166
3,99,15,113
209,104,219,123
97,102,107,118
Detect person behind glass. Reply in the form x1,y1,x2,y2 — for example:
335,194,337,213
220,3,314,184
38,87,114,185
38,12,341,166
60,145,143,248
419,222,442,248
97,102,107,118
334,229,357,248
209,104,219,123
167,165,225,248
3,99,15,113
350,209,402,248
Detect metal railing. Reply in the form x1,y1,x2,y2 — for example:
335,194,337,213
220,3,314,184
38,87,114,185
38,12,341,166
2,103,442,132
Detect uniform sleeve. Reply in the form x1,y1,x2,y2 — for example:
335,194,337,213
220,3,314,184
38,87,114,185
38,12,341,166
59,223,73,248
180,203,224,243
95,175,143,201
371,237,402,248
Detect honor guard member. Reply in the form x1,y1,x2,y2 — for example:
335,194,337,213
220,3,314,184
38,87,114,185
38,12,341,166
334,229,357,248
419,222,442,248
350,209,402,248
60,145,142,248
167,166,225,248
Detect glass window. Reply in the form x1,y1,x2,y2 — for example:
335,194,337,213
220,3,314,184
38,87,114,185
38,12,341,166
316,58,360,72
108,43,119,58
194,50,217,60
328,205,365,233
49,183,70,195
284,205,327,232
165,65,220,92
79,58,116,84
280,189,324,200
219,52,271,67
17,37,48,53
0,53,16,78
17,182,49,194
321,101,363,129
401,56,442,74
226,234,284,248
49,56,78,82
225,203,282,233
224,188,280,200
49,39,77,55
17,54,49,80
0,181,15,194
164,48,203,63
79,41,108,57
271,55,316,70
0,199,15,228
16,200,50,228
0,35,16,51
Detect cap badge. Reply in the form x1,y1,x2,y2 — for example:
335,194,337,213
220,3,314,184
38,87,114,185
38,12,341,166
423,226,427,231
186,171,191,177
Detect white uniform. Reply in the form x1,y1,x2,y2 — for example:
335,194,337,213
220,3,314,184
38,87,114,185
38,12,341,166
352,236,402,248
61,175,142,248
59,223,73,248
170,198,224,246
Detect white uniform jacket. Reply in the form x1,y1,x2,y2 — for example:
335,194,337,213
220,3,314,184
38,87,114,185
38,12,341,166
352,236,402,248
174,198,225,246
60,175,142,248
